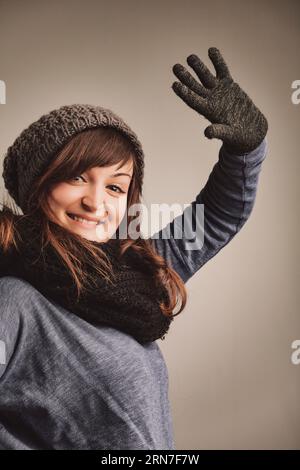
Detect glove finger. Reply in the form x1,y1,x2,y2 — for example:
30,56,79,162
204,123,234,141
172,64,210,98
172,82,210,119
208,47,233,81
186,54,217,89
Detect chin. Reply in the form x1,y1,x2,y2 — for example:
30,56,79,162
82,227,114,243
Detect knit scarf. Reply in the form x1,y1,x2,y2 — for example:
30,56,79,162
0,214,173,344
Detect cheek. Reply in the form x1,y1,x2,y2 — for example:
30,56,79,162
48,184,76,209
109,198,127,222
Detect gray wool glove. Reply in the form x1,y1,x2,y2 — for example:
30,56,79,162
171,47,268,155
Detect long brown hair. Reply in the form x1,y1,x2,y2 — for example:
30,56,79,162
0,127,187,318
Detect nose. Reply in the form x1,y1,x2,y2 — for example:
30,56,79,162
82,191,108,217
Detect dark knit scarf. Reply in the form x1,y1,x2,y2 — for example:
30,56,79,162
0,214,173,344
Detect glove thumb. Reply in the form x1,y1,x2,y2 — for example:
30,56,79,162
204,124,234,142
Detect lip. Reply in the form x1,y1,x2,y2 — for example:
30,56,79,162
67,213,103,223
66,213,106,228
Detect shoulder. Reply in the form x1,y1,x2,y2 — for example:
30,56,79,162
0,276,43,379
0,275,38,305
0,277,23,378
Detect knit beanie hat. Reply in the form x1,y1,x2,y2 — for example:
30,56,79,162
2,104,145,214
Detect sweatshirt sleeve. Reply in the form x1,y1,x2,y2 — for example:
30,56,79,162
150,137,268,283
0,278,22,380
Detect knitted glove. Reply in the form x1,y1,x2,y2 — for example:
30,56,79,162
171,47,268,155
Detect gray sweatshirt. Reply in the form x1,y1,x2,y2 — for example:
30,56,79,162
0,138,268,450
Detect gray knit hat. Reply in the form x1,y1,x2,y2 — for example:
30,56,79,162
2,104,145,214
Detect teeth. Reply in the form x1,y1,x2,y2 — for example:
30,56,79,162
68,214,100,225
74,216,97,225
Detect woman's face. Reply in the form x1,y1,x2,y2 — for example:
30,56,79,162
46,159,133,242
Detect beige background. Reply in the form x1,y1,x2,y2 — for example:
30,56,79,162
0,0,299,449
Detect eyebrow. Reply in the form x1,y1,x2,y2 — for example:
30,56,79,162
110,172,132,178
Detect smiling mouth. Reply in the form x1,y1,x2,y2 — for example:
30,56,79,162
66,213,106,227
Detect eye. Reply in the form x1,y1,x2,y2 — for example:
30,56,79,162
69,177,126,194
108,185,126,194
70,175,86,182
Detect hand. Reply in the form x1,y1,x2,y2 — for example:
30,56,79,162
171,47,268,155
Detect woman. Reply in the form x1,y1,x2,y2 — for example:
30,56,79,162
0,47,268,450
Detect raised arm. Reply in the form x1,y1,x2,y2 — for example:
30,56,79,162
150,137,268,283
150,47,268,283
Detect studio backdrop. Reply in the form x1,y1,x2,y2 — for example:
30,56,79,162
0,0,299,450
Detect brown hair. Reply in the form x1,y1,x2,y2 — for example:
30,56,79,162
0,127,187,318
